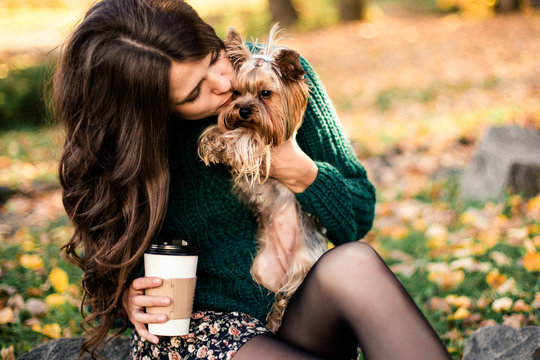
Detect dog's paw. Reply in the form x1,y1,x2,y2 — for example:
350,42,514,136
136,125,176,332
197,125,226,165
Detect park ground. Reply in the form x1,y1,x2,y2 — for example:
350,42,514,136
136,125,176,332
0,1,539,359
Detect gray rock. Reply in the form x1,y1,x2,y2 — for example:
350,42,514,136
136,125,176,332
462,325,540,360
17,337,130,360
460,126,540,201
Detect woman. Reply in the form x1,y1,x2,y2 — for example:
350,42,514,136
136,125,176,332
55,0,451,359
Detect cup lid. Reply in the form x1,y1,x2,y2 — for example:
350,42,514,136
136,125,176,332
145,240,199,255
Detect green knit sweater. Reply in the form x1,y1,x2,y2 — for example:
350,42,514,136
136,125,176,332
156,57,376,322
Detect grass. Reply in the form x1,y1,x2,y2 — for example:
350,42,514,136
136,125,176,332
1,124,539,360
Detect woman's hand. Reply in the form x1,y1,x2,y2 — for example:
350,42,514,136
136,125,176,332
122,277,171,344
269,135,318,193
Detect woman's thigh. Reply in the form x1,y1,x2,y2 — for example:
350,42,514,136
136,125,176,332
233,334,324,360
275,241,376,358
237,242,376,359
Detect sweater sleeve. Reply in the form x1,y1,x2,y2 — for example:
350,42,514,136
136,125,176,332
295,56,376,245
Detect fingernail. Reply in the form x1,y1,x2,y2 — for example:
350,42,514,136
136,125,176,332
161,297,170,305
159,315,168,322
153,278,161,285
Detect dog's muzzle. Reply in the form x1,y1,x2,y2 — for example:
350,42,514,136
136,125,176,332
239,107,252,119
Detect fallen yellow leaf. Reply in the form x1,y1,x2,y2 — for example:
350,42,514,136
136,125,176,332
411,219,427,232
67,284,81,297
0,308,15,324
486,269,507,289
523,251,540,272
19,254,44,270
494,278,518,295
13,227,34,243
45,294,65,306
0,344,15,360
503,313,528,329
512,299,531,312
33,323,62,339
525,195,540,221
21,239,35,252
427,269,465,290
425,224,448,248
477,230,499,249
379,224,409,240
475,297,492,309
445,295,471,309
42,323,62,339
533,236,540,248
492,297,513,313
48,267,69,293
449,307,470,320
533,293,540,310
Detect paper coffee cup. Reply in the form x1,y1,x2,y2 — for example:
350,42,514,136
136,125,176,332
144,240,198,336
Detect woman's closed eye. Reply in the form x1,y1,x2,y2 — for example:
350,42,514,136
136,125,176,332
184,51,223,104
184,86,201,103
210,50,222,65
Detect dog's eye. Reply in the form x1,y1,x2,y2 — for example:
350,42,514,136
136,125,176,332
260,90,272,99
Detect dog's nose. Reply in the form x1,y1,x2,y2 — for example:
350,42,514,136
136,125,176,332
239,107,252,119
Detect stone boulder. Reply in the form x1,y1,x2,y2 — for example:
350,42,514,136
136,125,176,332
17,337,130,360
462,325,540,360
460,126,540,201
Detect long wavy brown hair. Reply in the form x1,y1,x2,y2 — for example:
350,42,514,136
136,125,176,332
53,0,223,357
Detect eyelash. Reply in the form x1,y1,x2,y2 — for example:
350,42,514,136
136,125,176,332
185,51,221,104
210,50,221,65
185,88,200,103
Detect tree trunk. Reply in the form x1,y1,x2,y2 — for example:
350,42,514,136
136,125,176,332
268,0,298,27
495,0,521,12
339,0,366,21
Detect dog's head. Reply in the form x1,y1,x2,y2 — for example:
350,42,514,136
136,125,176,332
218,25,309,147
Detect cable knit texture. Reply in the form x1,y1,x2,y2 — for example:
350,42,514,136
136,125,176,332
155,58,376,323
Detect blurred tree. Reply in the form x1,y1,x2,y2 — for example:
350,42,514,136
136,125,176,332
339,0,366,21
495,0,522,12
0,0,66,8
268,0,298,26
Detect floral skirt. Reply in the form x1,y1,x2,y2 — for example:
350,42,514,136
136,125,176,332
130,311,271,360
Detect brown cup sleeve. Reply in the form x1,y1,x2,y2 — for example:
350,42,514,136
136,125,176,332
145,277,196,319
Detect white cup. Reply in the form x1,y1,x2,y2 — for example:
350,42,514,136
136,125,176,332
144,240,198,336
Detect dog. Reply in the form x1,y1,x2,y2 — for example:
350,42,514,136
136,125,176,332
198,25,327,332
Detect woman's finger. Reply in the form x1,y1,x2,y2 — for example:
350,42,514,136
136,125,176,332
133,322,160,344
131,309,169,325
131,294,171,308
130,277,163,291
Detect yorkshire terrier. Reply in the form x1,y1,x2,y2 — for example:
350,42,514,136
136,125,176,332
198,25,327,332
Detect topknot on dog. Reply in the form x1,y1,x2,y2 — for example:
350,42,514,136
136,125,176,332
225,24,305,84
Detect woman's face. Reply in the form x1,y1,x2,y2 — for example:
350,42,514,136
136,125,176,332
169,49,235,120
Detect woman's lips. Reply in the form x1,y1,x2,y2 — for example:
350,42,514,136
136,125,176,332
220,94,233,108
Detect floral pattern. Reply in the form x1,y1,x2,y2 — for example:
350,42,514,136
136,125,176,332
130,311,270,360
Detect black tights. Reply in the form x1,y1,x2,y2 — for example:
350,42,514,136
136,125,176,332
234,242,451,360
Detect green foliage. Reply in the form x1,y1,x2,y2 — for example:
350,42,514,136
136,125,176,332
376,87,437,111
0,325,47,357
0,62,54,130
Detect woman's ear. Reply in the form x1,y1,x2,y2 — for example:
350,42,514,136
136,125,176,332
275,49,305,83
225,27,250,72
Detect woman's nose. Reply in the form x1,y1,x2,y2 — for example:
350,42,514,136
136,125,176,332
208,70,232,94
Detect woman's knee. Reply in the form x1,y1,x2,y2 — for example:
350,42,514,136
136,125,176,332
324,241,382,269
315,241,386,287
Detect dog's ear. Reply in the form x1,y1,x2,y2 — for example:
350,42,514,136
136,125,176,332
225,27,250,71
275,49,305,83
